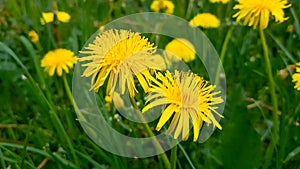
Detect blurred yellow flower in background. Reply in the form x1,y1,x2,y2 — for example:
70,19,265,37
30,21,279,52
105,95,113,104
28,30,39,43
151,0,174,14
209,0,229,4
233,0,291,29
143,71,223,141
292,63,300,90
287,24,294,32
41,49,77,76
56,11,71,22
40,12,54,24
99,25,105,32
165,38,195,62
40,11,71,25
79,29,165,97
189,13,220,28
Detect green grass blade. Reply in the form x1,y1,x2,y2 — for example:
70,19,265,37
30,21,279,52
290,7,300,36
0,148,6,169
268,33,296,63
0,143,51,158
0,42,31,77
76,150,107,169
170,145,177,169
0,42,80,167
20,120,32,169
0,145,37,169
52,152,76,168
178,144,196,169
284,146,300,163
19,36,46,89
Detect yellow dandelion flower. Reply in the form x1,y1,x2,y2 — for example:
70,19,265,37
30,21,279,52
142,71,223,141
189,13,221,28
99,25,105,32
40,12,54,25
209,0,230,4
165,38,196,62
56,11,71,23
79,29,165,97
28,30,39,43
40,11,71,25
151,0,175,14
41,49,77,76
292,63,300,90
233,0,291,29
105,95,113,104
113,92,125,108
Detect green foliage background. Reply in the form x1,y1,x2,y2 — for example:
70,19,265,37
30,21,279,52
0,0,299,168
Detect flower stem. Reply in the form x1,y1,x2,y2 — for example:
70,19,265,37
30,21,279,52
62,74,80,168
130,97,171,169
63,74,80,112
52,1,61,47
214,26,233,87
259,28,279,169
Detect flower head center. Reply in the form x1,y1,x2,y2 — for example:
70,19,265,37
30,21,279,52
101,34,154,71
253,1,271,10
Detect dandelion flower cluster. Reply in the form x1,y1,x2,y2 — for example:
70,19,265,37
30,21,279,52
233,0,291,29
150,0,175,14
28,30,39,43
142,71,223,141
292,63,300,90
80,28,223,142
41,49,77,76
190,13,221,28
79,29,165,97
165,38,196,62
209,0,230,4
40,11,71,25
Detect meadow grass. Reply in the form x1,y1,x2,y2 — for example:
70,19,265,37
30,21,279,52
0,0,300,168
